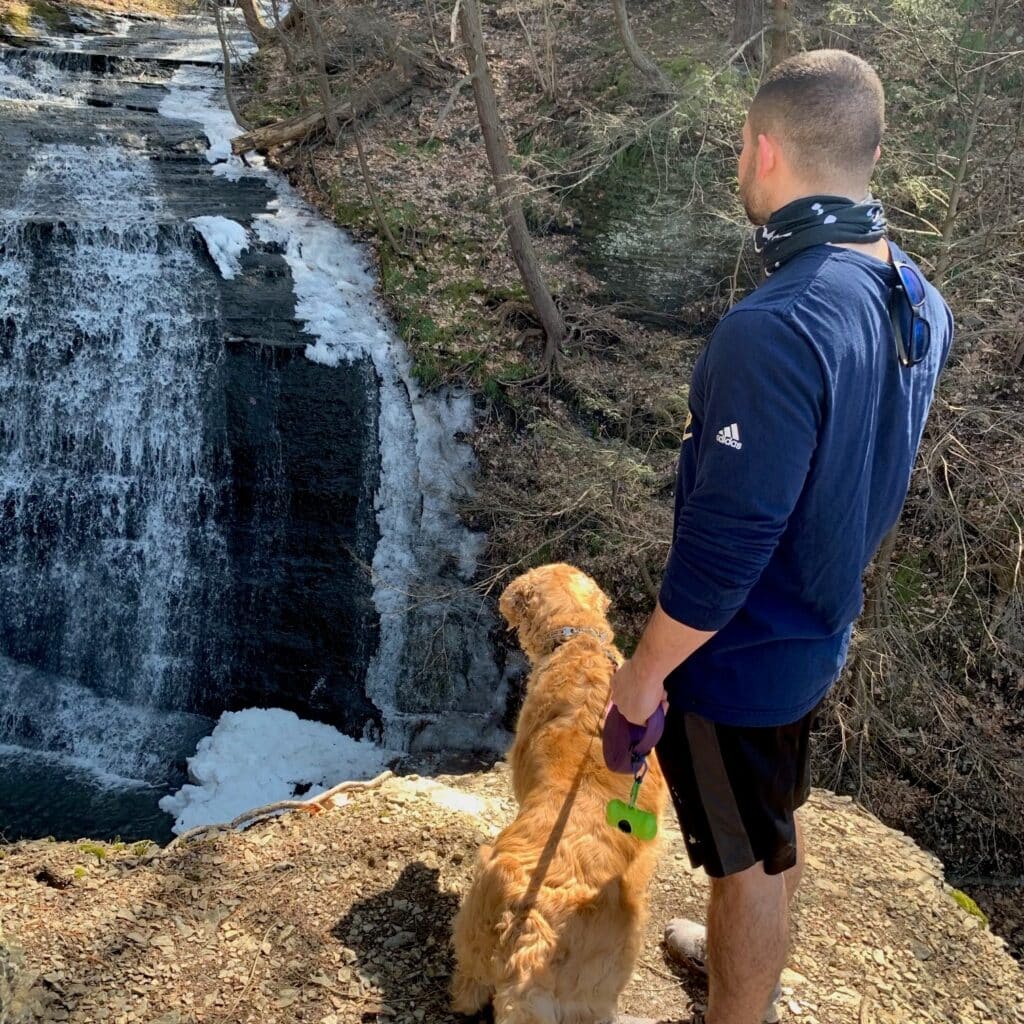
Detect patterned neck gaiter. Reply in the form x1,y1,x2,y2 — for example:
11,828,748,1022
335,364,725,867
754,195,887,275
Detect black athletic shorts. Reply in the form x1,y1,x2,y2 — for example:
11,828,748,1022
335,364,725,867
655,702,820,878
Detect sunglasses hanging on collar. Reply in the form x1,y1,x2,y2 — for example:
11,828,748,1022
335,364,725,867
889,259,932,367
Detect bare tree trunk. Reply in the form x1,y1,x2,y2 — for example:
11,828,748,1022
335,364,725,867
236,0,275,47
458,0,566,374
933,6,995,284
514,0,555,100
353,125,404,252
768,0,790,68
305,0,340,136
214,2,251,129
731,0,761,50
612,0,674,94
268,0,298,77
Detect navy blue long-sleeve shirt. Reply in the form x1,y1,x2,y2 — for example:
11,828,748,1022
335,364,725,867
660,243,953,726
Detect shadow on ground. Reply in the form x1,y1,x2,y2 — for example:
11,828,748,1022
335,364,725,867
332,861,463,1019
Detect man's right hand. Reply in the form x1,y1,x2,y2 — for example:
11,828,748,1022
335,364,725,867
609,658,667,726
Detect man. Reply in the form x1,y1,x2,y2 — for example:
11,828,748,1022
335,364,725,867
608,50,952,1024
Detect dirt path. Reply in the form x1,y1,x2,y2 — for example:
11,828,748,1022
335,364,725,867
0,767,1020,1024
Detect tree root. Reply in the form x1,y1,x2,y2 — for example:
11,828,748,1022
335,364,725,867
144,770,395,859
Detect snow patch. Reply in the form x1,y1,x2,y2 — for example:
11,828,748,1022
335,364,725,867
189,216,250,279
159,708,395,834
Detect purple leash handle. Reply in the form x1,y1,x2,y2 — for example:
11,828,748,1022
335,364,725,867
602,703,665,775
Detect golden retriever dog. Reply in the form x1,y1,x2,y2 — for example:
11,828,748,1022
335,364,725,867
450,563,667,1024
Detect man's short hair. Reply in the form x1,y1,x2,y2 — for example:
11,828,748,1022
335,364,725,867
749,49,885,187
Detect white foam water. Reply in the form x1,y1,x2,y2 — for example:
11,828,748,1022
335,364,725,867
0,50,87,105
0,656,210,790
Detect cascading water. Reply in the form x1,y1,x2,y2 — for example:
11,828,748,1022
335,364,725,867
0,74,231,838
0,145,228,715
0,12,507,842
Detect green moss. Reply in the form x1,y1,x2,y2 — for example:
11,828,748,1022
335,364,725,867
73,865,87,880
891,551,928,607
613,66,634,97
482,360,533,400
400,313,445,346
618,632,640,658
662,54,700,83
332,196,372,228
950,888,989,924
244,99,300,127
378,247,439,301
384,202,420,234
441,277,488,303
527,541,555,566
410,348,445,388
485,282,529,304
407,344,471,391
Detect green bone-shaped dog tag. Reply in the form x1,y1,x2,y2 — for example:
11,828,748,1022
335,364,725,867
606,771,658,841
606,799,658,840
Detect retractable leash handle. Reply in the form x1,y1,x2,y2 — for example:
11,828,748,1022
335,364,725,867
603,704,665,841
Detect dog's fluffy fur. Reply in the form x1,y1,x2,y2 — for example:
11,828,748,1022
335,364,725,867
450,563,667,1024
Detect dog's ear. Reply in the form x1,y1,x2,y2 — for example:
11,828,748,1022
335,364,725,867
499,573,535,629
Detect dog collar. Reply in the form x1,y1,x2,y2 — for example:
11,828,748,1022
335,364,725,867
540,625,618,663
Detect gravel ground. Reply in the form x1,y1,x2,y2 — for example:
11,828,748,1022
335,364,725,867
0,767,1020,1024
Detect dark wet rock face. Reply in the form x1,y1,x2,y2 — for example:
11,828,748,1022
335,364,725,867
215,338,381,734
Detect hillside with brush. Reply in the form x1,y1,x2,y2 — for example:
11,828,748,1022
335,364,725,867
223,0,1024,952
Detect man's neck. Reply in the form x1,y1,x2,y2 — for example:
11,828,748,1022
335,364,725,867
829,237,891,265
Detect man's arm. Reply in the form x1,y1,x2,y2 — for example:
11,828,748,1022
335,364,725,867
610,603,715,724
610,311,825,724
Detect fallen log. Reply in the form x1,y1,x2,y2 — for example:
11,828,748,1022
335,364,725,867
231,68,419,154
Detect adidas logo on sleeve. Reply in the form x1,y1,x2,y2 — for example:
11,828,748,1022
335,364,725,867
715,423,743,449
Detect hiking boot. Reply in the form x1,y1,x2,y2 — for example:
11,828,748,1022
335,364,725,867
664,919,782,1024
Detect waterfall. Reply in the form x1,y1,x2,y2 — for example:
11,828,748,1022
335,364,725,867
160,61,510,755
0,12,507,842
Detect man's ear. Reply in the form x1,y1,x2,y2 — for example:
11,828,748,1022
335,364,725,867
756,132,779,179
